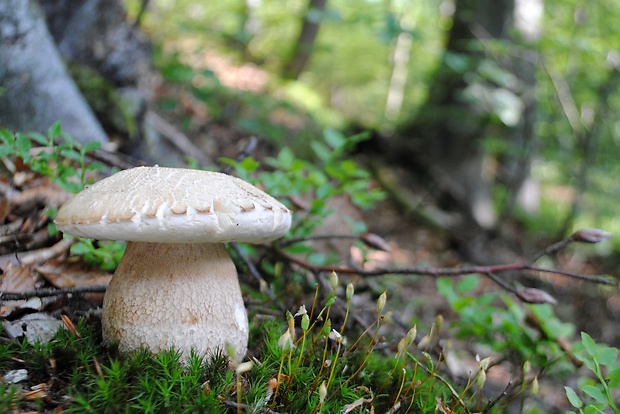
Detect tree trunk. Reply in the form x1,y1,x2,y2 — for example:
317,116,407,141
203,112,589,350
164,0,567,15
0,0,108,144
387,0,541,230
282,0,328,80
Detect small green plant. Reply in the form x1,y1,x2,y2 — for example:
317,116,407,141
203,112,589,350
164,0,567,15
565,332,620,414
0,122,105,193
68,239,127,271
437,275,574,373
0,123,121,270
222,128,384,243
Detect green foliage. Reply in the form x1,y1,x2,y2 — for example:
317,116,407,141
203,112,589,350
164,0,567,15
69,239,127,272
565,332,620,414
437,275,574,373
0,124,122,270
223,128,383,245
0,123,105,193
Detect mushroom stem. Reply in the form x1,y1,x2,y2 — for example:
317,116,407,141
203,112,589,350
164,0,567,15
102,241,249,362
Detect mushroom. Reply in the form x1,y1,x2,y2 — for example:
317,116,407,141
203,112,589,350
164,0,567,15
55,166,292,362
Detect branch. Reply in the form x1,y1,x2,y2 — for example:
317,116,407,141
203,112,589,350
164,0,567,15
218,398,281,414
0,285,108,302
230,242,276,301
278,250,615,285
277,228,617,295
220,136,258,175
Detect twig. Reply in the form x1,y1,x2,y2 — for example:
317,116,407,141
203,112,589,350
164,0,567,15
0,285,108,302
19,237,74,266
89,148,142,170
133,0,151,27
483,272,516,292
221,136,258,174
230,242,276,300
483,379,514,413
278,249,615,286
218,398,282,414
527,238,573,264
278,234,359,248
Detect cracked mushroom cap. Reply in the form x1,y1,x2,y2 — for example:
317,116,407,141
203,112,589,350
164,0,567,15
55,166,292,243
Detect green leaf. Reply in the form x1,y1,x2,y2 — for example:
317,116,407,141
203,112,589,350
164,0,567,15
456,275,479,293
310,140,331,162
238,157,260,172
47,121,62,140
16,133,32,156
583,405,606,414
581,385,607,404
83,141,102,153
582,332,598,357
29,132,49,145
0,145,13,157
60,148,82,161
71,241,94,255
596,345,618,367
0,129,15,145
565,386,583,409
323,128,345,151
277,147,295,168
606,367,620,388
86,161,107,172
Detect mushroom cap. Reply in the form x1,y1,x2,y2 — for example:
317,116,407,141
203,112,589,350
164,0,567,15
55,166,292,243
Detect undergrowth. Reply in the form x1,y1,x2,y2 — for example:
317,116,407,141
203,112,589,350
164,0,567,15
1,126,619,412
0,283,475,413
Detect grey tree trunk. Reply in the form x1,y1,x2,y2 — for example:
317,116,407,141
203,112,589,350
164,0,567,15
0,0,108,144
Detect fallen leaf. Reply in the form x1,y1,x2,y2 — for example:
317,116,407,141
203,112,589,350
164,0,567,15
0,263,39,317
0,197,9,223
360,233,392,252
2,313,65,345
36,259,112,305
341,396,373,413
3,369,29,384
0,262,36,292
435,397,456,414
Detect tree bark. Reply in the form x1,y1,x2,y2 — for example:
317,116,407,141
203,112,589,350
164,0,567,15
387,0,538,230
282,0,328,80
0,0,108,144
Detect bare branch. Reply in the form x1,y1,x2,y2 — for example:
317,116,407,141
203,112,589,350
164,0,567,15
0,285,108,302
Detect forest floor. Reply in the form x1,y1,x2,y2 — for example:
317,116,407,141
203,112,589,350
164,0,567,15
1,48,619,413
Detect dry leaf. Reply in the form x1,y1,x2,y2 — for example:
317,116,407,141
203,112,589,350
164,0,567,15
2,313,64,345
0,263,39,317
360,233,392,252
36,260,112,305
3,369,29,384
0,262,36,292
341,396,373,413
0,197,10,223
435,397,456,414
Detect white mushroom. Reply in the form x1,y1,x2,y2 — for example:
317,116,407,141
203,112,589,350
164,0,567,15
55,166,292,362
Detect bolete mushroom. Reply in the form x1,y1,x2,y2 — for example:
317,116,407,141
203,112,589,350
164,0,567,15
55,166,291,361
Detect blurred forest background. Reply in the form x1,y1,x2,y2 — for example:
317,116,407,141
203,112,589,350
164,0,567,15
126,0,620,246
2,0,619,246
